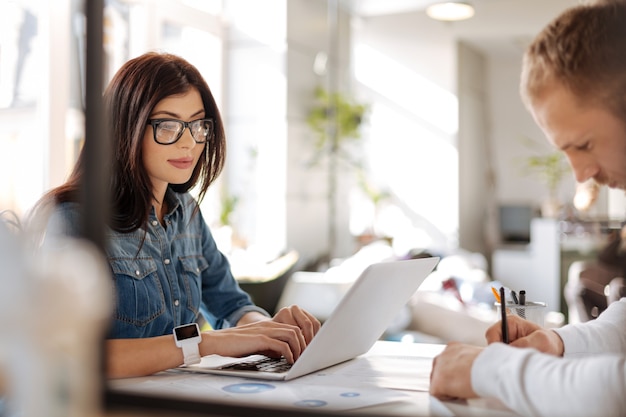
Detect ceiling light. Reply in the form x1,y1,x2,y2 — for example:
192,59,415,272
426,2,475,22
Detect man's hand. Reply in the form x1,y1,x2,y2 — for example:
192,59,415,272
485,315,564,356
429,342,482,400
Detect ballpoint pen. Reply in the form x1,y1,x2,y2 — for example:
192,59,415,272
500,287,509,344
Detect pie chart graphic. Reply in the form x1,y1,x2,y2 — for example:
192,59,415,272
294,399,327,407
222,383,276,394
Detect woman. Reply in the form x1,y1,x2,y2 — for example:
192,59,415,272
30,52,320,378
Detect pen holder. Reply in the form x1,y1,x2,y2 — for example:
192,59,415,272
495,301,546,327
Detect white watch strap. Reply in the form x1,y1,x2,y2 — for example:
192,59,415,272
180,342,201,366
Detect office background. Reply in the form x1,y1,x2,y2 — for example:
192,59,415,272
4,3,626,416
1,0,623,276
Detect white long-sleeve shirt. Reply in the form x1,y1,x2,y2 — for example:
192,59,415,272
471,298,626,417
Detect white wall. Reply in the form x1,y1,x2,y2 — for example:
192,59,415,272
457,42,490,255
488,53,576,205
351,9,460,254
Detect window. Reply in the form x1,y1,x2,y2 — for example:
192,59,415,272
0,1,51,217
352,42,459,251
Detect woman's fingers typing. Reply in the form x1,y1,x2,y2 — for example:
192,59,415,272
273,305,321,343
202,320,307,363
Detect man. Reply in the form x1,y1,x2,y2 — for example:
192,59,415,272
429,2,626,416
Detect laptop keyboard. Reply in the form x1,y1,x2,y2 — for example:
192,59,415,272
220,356,292,373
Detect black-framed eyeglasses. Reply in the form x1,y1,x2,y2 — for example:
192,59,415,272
147,118,214,145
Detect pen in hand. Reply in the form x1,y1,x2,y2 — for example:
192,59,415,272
500,287,509,344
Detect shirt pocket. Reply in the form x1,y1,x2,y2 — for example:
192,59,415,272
110,257,166,327
179,255,208,315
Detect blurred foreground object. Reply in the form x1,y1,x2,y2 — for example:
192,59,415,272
573,179,600,212
0,219,112,417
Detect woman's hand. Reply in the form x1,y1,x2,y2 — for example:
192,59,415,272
220,305,321,362
106,315,315,379
271,305,321,344
201,320,308,363
485,315,564,356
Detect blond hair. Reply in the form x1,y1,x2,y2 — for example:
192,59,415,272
521,1,626,120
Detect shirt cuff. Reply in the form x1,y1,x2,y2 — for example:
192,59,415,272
551,326,582,356
471,342,542,401
471,343,512,398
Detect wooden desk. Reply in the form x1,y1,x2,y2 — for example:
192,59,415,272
105,341,519,417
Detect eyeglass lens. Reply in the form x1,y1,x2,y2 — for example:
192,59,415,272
155,119,212,144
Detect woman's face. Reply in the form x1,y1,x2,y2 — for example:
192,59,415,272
529,83,626,190
142,88,206,198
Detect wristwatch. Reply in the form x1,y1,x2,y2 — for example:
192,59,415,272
173,323,202,366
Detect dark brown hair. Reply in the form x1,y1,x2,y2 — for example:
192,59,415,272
33,52,226,232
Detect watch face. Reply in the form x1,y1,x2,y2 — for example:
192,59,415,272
175,324,199,340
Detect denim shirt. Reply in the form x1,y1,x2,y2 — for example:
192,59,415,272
45,190,269,339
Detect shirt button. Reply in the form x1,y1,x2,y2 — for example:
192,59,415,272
174,300,180,306
135,270,140,276
151,220,158,226
164,259,171,265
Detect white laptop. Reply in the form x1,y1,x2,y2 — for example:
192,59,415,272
178,256,439,381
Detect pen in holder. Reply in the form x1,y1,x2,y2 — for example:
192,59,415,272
495,301,546,327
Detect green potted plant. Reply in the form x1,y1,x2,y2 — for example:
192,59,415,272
355,168,392,244
306,86,369,257
520,137,570,217
213,192,240,253
219,193,239,228
306,86,368,167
